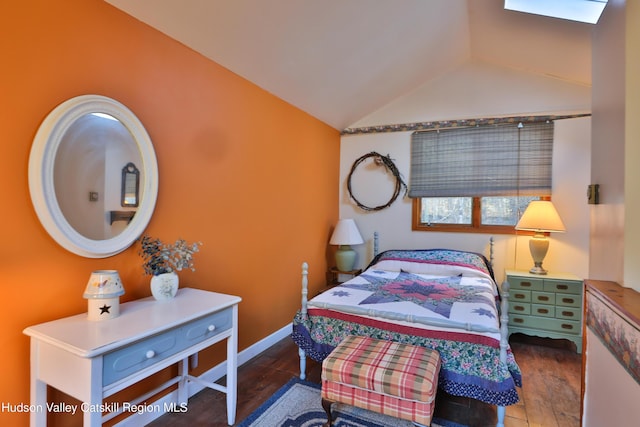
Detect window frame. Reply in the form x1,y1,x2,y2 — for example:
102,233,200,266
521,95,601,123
411,196,549,234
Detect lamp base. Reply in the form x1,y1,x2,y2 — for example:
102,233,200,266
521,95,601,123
335,245,357,272
87,297,120,321
528,234,550,275
529,265,548,275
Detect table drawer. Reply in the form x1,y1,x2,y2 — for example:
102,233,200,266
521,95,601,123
509,315,581,335
103,308,233,386
181,307,233,346
509,277,544,291
531,304,555,318
544,279,582,294
103,329,180,386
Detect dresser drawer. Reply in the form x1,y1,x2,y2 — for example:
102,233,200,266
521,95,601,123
556,293,581,307
511,289,531,302
509,302,531,315
531,304,555,318
103,308,233,386
544,280,582,294
532,291,555,304
556,306,581,321
509,315,581,335
509,277,544,291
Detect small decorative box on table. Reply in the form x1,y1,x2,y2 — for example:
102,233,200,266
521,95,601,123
321,335,441,427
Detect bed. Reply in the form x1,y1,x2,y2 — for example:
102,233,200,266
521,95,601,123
291,240,521,427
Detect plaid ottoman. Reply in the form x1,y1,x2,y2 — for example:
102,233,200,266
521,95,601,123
321,335,441,426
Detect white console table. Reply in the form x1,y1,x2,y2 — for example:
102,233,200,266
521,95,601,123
23,288,241,426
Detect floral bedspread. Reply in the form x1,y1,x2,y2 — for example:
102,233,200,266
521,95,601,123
291,249,522,406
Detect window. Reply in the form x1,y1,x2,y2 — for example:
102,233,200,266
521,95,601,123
409,121,553,234
504,0,608,25
412,196,544,233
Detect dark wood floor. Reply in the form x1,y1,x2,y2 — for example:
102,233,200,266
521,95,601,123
148,334,582,427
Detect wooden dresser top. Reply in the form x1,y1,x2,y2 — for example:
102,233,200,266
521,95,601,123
585,279,640,326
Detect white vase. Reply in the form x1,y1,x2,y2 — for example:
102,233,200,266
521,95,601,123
150,272,179,300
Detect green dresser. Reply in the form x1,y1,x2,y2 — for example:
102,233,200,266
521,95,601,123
505,270,583,353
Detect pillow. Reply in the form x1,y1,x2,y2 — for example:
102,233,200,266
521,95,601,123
367,249,494,279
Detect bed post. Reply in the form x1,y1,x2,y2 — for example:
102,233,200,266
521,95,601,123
489,236,494,267
373,231,379,258
496,278,511,427
299,262,309,380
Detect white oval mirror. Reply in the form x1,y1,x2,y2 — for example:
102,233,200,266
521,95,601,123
29,95,158,258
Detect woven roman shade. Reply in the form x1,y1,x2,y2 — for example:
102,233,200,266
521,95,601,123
409,121,553,198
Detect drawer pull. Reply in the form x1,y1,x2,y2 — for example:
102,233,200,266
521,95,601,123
513,318,524,324
146,350,156,359
562,298,575,304
537,308,549,314
515,294,525,299
537,296,549,302
515,306,525,311
561,324,574,330
556,284,568,290
520,282,532,287
207,325,216,332
562,311,574,317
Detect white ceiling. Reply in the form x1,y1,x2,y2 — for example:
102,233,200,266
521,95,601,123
104,0,593,129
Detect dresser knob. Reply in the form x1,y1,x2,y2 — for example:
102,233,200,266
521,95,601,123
146,350,155,359
208,325,216,332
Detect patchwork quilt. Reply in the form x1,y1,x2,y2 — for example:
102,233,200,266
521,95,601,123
292,249,522,406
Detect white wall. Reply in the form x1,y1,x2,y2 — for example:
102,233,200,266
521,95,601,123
624,0,640,290
339,61,591,284
590,0,626,284
584,1,640,426
583,329,640,427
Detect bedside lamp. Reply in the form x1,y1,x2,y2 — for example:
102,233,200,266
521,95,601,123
330,219,364,271
83,270,125,321
515,201,566,275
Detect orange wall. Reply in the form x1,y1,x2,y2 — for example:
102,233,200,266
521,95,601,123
0,0,338,424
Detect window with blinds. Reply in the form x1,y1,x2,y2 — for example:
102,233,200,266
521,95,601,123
409,121,554,233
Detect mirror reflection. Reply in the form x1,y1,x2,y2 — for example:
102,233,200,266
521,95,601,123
29,94,158,258
53,113,142,240
121,162,140,208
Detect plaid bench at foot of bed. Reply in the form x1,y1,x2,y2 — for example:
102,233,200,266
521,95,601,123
321,335,441,426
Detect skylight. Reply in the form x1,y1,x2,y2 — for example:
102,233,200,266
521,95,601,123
504,0,608,24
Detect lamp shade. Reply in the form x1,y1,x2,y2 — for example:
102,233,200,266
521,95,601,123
329,219,364,245
330,219,364,272
515,201,566,233
83,270,125,299
84,270,124,321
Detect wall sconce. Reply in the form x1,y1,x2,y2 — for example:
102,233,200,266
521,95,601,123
515,201,566,275
83,270,125,321
329,219,364,271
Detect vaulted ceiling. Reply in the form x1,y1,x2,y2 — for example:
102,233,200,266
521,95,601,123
104,0,593,129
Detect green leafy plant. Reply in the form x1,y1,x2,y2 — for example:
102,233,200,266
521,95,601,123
139,235,202,276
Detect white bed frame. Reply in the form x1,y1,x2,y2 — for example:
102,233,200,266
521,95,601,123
297,235,512,427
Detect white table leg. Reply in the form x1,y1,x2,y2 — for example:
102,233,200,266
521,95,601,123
226,306,238,425
178,358,189,405
30,340,47,427
30,379,47,427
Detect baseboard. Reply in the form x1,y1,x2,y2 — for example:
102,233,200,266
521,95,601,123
115,322,293,426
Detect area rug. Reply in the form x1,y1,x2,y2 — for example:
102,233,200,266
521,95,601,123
237,377,466,427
